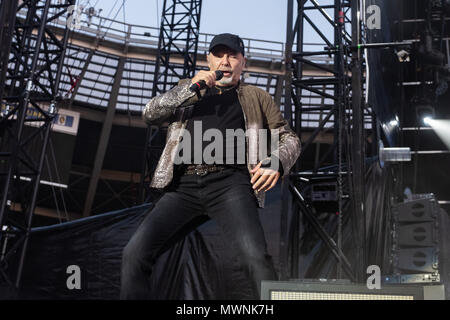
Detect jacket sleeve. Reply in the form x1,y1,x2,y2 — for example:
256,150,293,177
142,79,198,125
260,90,301,177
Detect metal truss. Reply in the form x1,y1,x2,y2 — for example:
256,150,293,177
140,0,203,203
396,0,450,235
0,0,74,291
281,0,369,282
152,0,202,96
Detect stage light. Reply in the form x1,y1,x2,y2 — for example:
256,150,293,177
424,119,450,151
396,49,410,63
423,116,433,126
389,119,399,127
416,104,435,127
261,280,445,300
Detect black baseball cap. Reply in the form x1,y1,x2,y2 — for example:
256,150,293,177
209,33,245,56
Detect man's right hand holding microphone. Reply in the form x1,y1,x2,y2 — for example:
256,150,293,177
189,70,224,92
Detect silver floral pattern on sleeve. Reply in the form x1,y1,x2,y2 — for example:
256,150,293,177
277,125,301,177
142,81,195,124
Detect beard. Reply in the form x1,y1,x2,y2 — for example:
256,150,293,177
217,76,233,86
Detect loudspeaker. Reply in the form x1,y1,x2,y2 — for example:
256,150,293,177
396,198,437,222
395,247,438,273
396,222,437,247
391,194,441,278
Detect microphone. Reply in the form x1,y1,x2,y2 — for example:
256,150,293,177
189,70,224,92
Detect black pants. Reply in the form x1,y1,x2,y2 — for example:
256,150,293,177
120,167,276,299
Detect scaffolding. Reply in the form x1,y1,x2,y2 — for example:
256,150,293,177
0,0,75,291
280,0,370,282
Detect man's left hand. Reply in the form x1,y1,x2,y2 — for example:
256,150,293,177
250,162,281,192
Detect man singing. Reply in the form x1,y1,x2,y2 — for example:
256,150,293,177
121,33,301,299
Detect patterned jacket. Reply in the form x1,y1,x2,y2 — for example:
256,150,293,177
142,79,301,207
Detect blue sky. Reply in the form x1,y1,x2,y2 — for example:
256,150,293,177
79,0,288,42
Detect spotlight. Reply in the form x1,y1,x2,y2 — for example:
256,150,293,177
416,104,435,127
87,7,96,17
396,49,411,63
389,119,399,127
425,119,450,150
86,7,96,27
423,116,433,126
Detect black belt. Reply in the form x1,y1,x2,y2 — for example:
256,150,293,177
182,164,227,176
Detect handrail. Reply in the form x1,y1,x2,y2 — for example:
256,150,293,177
17,7,327,62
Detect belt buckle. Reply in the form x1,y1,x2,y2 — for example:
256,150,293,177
194,167,208,176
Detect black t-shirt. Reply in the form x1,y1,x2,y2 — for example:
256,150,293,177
182,86,247,166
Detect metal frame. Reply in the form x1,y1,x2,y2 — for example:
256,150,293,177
152,0,203,95
281,0,369,282
0,0,74,291
280,0,450,285
397,0,450,195
83,56,126,217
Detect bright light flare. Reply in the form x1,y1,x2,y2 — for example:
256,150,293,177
425,119,450,151
423,116,433,126
389,119,399,127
